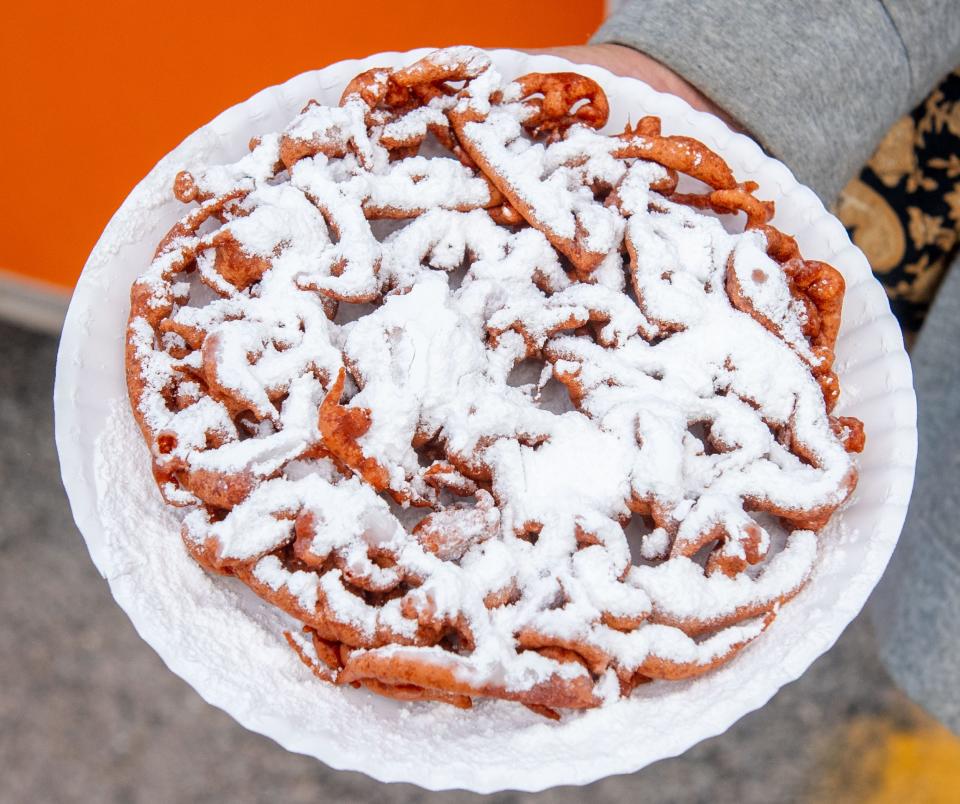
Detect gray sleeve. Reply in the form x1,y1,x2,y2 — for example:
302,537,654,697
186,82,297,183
591,1,960,203
869,257,960,734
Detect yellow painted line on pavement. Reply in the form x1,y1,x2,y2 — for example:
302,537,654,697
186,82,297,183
809,709,960,803
866,722,960,804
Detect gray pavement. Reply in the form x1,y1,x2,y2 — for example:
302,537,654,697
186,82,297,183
0,320,940,803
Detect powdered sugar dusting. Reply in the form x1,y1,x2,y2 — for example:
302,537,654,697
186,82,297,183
122,46,860,718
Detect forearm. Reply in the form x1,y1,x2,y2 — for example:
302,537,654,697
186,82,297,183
591,1,960,203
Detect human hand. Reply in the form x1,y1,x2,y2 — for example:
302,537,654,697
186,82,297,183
527,44,742,132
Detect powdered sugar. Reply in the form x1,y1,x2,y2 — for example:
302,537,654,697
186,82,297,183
123,46,860,725
730,233,813,360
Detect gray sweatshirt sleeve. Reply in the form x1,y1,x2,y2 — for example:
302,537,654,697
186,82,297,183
869,255,960,735
591,1,960,202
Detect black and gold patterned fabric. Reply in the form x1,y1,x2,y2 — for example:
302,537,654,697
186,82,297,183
837,68,960,338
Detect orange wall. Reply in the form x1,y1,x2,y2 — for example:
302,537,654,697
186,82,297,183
0,2,603,290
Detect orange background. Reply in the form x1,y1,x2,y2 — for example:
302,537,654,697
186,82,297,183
0,2,604,292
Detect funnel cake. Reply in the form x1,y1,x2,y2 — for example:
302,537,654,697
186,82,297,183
126,46,864,717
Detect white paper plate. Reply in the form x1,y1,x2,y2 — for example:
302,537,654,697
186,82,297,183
55,48,917,793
